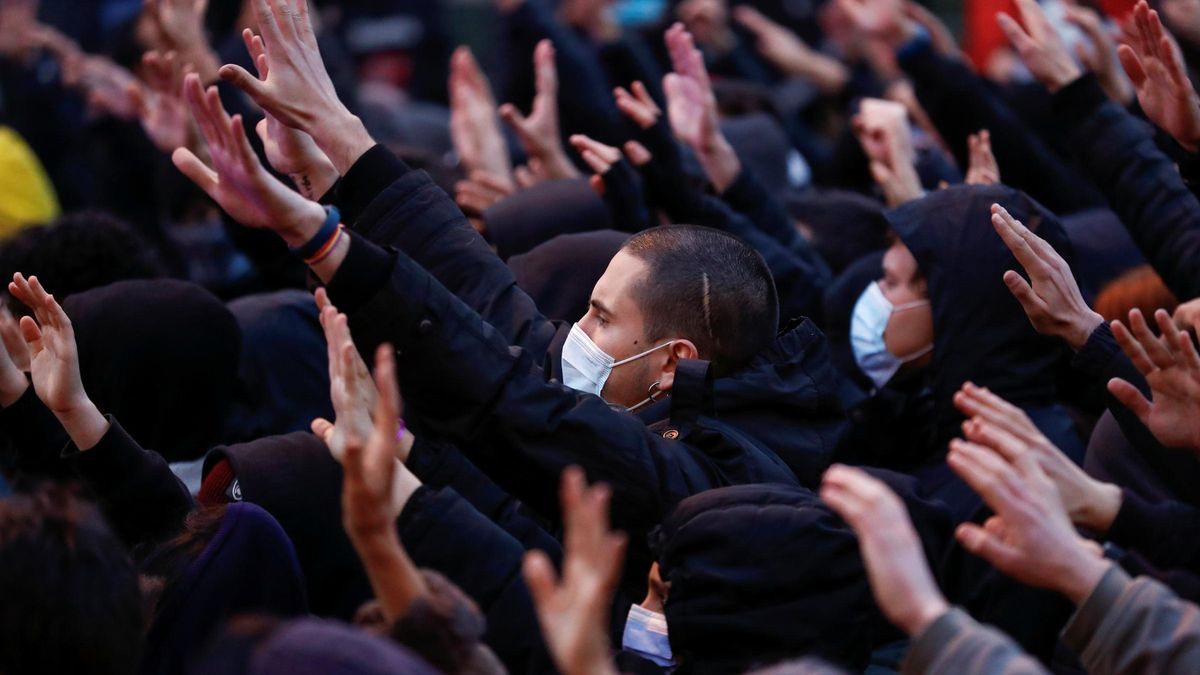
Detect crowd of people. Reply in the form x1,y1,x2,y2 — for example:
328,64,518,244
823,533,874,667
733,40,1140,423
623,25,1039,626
2,0,1200,672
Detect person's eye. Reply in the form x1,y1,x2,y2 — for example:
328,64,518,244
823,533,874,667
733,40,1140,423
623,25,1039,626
597,315,609,327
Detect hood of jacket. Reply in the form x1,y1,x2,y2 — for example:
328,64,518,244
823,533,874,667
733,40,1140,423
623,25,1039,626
886,185,1073,446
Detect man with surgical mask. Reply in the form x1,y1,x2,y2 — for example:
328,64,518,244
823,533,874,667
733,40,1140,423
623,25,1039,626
850,240,934,390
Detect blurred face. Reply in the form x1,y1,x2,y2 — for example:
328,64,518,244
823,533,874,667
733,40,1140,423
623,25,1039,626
879,240,934,365
578,251,695,407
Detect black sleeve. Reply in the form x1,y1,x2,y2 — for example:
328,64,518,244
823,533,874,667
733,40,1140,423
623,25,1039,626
897,36,1105,215
1107,488,1200,573
407,436,563,563
1053,74,1200,301
332,147,560,360
64,417,195,549
398,486,557,675
0,385,71,477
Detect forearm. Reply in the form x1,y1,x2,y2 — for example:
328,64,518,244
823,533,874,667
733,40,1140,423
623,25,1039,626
351,529,429,621
1055,76,1200,301
902,608,1051,675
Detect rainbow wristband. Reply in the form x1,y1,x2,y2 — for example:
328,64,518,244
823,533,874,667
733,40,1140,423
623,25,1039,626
290,205,341,260
303,226,345,265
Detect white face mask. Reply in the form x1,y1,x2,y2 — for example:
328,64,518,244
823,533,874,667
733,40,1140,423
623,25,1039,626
850,281,932,389
622,604,674,668
561,323,675,409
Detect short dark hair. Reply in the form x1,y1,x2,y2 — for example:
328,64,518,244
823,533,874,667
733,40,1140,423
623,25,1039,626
0,485,144,675
0,210,166,313
622,225,779,374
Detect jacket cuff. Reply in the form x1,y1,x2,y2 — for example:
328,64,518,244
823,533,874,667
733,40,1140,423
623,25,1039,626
1106,488,1153,549
64,416,135,482
1071,321,1119,376
903,607,971,674
1062,563,1130,652
325,231,397,314
336,144,411,226
1052,74,1108,125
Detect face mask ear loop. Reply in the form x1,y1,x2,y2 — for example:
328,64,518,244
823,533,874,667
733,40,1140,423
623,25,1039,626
624,381,665,414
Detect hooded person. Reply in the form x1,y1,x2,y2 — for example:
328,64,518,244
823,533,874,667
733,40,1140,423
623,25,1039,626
844,185,1085,513
62,279,242,487
137,502,308,675
507,230,631,323
648,484,877,674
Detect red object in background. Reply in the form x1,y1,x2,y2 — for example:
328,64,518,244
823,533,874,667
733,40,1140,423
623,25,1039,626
963,0,1138,72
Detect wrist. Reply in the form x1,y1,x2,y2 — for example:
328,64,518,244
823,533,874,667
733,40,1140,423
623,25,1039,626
54,399,109,451
278,200,330,248
698,135,741,193
288,159,339,201
312,112,376,176
1066,311,1104,351
901,596,950,637
1080,482,1122,534
1046,65,1085,94
1057,546,1110,605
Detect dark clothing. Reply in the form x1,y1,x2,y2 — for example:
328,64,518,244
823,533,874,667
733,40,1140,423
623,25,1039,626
63,279,242,463
1053,74,1200,302
0,387,192,549
896,36,1104,215
652,483,876,673
507,230,630,324
484,179,614,260
140,502,308,675
1108,488,1200,574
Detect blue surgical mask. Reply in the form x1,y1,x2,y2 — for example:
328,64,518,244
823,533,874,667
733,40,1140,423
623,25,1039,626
561,323,675,407
622,604,674,668
850,281,932,389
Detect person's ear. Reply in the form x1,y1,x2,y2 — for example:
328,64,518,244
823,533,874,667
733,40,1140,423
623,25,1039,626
655,339,699,393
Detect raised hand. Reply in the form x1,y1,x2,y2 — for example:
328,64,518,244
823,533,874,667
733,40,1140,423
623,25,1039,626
947,438,1110,605
338,339,428,619
0,307,28,407
990,204,1102,350
836,0,918,48
663,23,740,192
853,98,923,206
8,274,108,449
218,0,373,174
964,130,1000,186
311,288,377,463
242,31,339,199
569,134,652,229
997,0,1082,92
500,40,580,182
450,47,514,189
130,50,194,154
142,0,220,82
172,72,327,247
820,465,949,637
1117,1,1200,152
1109,308,1200,453
454,170,514,221
523,467,626,675
954,382,1123,533
614,80,661,130
733,6,849,94
675,0,735,53
903,1,961,59
1066,4,1134,105
0,0,39,61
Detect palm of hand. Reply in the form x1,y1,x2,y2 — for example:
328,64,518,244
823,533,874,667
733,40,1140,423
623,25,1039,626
142,92,190,152
667,76,715,148
1139,66,1200,146
207,143,299,230
1142,366,1200,449
540,561,613,672
262,115,321,175
29,329,80,414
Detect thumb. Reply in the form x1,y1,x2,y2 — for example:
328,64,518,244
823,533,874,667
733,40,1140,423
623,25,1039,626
1002,270,1045,315
218,63,268,102
1117,44,1148,87
956,522,1020,571
172,147,219,192
1107,377,1154,423
623,141,652,167
589,174,606,198
522,550,560,610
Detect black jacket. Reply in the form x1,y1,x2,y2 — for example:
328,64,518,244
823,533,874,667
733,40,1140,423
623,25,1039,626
1053,73,1200,302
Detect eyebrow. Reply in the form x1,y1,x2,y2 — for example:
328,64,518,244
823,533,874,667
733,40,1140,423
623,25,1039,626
590,298,613,318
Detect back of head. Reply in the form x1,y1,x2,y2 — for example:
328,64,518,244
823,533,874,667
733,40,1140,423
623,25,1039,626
622,226,779,375
0,485,143,675
0,211,166,308
63,279,241,462
653,484,873,674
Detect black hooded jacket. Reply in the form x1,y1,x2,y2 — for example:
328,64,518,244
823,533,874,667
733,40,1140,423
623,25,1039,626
887,185,1079,453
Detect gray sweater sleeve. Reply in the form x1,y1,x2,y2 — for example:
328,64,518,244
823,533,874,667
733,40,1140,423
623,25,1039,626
902,608,1050,675
1064,564,1200,675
